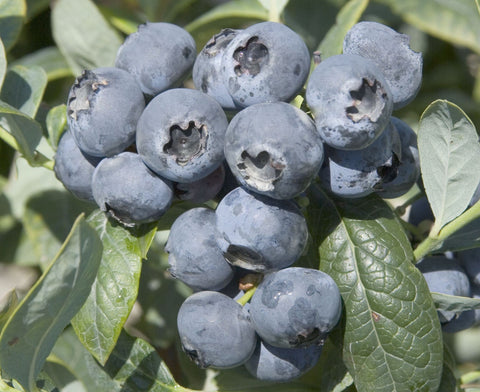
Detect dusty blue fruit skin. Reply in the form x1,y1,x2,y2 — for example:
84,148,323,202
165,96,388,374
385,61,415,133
441,309,475,333
115,22,196,96
136,88,229,183
343,21,423,110
306,54,393,151
165,207,234,291
408,196,434,226
67,67,145,158
54,130,101,202
458,248,480,286
416,256,471,324
215,187,308,272
221,21,310,107
91,152,173,225
193,28,242,110
244,339,323,382
177,291,257,369
375,117,419,199
249,267,342,348
224,102,324,200
320,120,401,198
174,164,225,203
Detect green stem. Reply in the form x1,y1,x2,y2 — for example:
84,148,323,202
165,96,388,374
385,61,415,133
413,200,480,261
236,286,257,306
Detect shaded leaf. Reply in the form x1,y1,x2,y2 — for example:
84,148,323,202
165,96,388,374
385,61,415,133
13,46,73,81
418,100,480,231
432,218,480,253
380,0,480,54
46,104,67,150
0,289,18,332
307,185,443,392
71,210,152,364
316,0,369,59
0,65,47,118
0,0,25,51
258,0,289,22
438,344,460,392
0,100,43,165
52,327,184,392
0,214,102,391
25,0,48,20
51,0,123,75
432,292,480,312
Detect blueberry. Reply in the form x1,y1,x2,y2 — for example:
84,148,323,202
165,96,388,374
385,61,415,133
306,54,393,150
224,102,324,199
375,117,420,198
54,130,101,202
416,256,471,324
193,28,242,110
91,152,173,225
319,120,401,198
67,67,145,158
221,21,310,107
136,88,229,183
215,187,308,272
249,267,342,348
458,248,480,286
177,291,257,369
174,164,225,203
408,196,434,226
441,309,475,333
244,339,323,382
115,22,196,96
343,21,423,109
165,207,234,291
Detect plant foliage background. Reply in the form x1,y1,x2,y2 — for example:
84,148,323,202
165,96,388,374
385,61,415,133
1,0,480,391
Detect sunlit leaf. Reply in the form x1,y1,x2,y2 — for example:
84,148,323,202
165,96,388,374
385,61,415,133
0,0,26,51
13,47,73,81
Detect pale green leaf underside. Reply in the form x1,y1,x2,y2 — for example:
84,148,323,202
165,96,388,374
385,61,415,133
418,100,480,230
13,46,73,81
71,210,144,365
0,0,26,50
432,292,480,312
0,38,6,90
381,0,480,54
317,0,369,59
46,104,67,150
0,215,102,391
51,0,122,75
308,186,443,392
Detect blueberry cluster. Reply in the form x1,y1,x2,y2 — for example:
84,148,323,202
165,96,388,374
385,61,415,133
53,18,425,382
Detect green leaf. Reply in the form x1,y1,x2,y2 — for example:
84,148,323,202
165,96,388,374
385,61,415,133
0,214,102,392
46,104,67,150
0,38,6,90
433,217,480,252
185,0,268,34
25,0,48,20
22,190,96,268
13,46,73,81
307,185,444,392
258,0,289,22
71,210,149,365
0,65,47,118
0,0,26,51
51,0,123,75
418,100,480,231
43,361,85,392
380,0,480,54
316,0,369,59
0,100,43,165
438,344,460,392
0,289,18,332
432,292,480,312
52,327,185,392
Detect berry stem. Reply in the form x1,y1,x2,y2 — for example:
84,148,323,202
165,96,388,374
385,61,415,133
237,286,257,306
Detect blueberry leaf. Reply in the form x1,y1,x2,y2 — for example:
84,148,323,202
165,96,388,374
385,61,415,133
0,214,102,392
316,0,368,59
71,210,155,365
0,39,6,89
431,292,480,312
51,0,122,75
307,185,443,392
51,327,187,392
0,65,47,118
438,344,459,392
45,104,67,150
418,100,480,231
257,0,289,22
0,0,25,51
382,0,480,54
